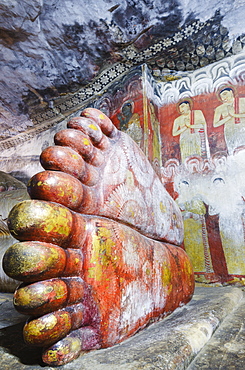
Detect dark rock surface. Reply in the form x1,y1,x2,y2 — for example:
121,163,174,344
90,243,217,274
1,0,245,136
0,287,244,369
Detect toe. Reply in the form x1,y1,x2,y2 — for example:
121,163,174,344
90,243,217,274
23,302,96,347
7,199,87,246
81,108,117,138
3,241,83,282
14,277,86,315
28,171,84,209
68,108,117,150
40,146,100,186
28,169,100,210
42,326,100,366
67,117,104,146
54,129,104,166
40,146,86,178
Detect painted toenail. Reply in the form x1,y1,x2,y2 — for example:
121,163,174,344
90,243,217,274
89,124,98,130
82,138,90,146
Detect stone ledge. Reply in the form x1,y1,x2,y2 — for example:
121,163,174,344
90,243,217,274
187,293,245,369
0,287,243,369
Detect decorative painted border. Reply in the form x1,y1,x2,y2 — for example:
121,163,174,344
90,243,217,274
157,52,245,105
31,18,206,125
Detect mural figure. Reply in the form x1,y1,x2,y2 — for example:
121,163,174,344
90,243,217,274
213,86,245,155
149,101,162,168
117,101,143,146
172,99,210,162
174,154,245,280
174,170,217,283
205,153,245,277
3,108,194,366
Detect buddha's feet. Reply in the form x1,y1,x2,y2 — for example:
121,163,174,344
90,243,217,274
3,200,194,366
30,108,183,245
2,108,194,366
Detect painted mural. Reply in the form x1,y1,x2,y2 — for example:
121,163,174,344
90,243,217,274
158,53,245,285
106,66,163,179
113,98,163,175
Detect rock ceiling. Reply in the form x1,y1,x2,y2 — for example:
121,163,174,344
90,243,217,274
0,0,245,145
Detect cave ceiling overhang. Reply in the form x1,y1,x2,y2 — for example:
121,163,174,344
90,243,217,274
0,0,245,148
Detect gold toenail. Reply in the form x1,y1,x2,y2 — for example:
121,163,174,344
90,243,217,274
42,207,72,236
89,123,98,130
46,350,57,362
82,138,90,146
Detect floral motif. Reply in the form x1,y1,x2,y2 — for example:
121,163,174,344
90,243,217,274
93,82,102,92
184,25,195,37
124,47,137,60
64,99,73,107
173,32,183,43
133,54,145,63
143,49,154,57
101,75,109,84
85,88,94,96
108,68,118,78
117,64,127,73
162,39,173,48
151,43,162,52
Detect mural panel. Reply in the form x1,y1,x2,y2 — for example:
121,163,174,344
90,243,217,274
108,66,163,178
159,53,245,285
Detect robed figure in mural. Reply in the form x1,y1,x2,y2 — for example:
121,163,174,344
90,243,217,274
172,99,210,162
118,101,142,147
213,86,245,155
